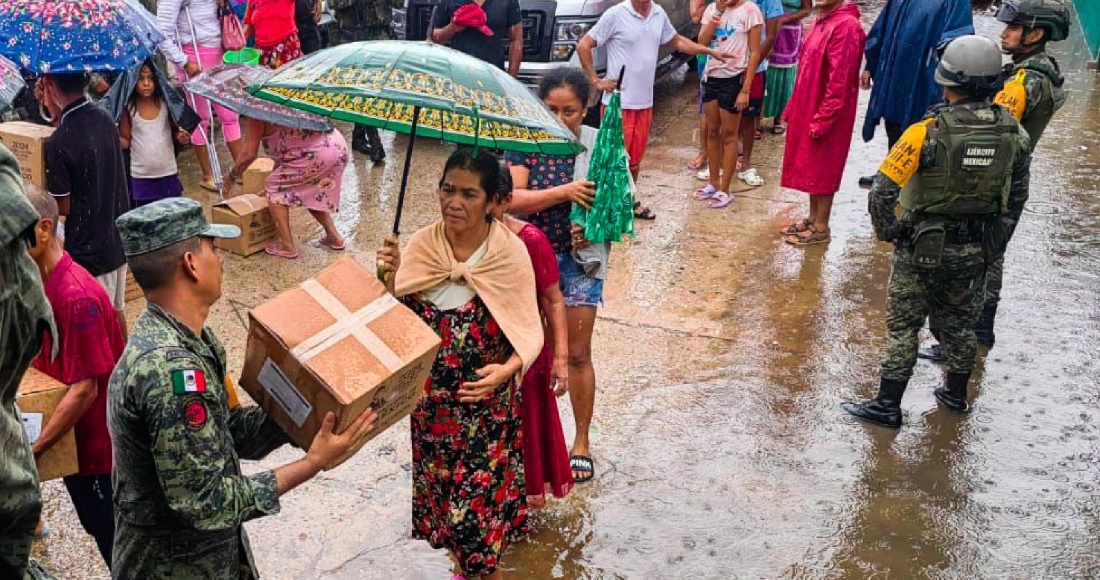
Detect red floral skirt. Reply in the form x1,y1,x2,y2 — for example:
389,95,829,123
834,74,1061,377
259,34,303,69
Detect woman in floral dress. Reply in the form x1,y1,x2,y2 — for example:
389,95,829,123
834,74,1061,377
224,116,348,259
377,149,544,580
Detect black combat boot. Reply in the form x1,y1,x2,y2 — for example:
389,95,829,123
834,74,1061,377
974,303,997,346
365,126,386,163
351,125,374,156
841,378,908,428
934,372,971,413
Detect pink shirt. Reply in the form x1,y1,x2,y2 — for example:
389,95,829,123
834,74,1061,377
702,1,765,79
32,253,126,476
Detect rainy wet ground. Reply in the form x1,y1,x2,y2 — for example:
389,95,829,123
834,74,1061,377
31,8,1100,579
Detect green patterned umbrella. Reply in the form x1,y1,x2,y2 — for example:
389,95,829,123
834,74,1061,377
571,90,633,243
246,41,583,234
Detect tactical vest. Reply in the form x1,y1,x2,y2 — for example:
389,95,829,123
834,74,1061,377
1017,61,1062,147
899,105,1021,216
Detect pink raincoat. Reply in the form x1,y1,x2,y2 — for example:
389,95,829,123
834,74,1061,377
780,2,866,195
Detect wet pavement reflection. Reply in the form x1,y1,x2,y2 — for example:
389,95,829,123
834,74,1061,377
32,8,1100,579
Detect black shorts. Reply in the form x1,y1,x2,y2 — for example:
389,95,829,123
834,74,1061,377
702,74,745,113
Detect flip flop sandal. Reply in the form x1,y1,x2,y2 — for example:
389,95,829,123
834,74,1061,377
264,244,300,259
707,191,734,209
696,167,710,181
785,226,831,245
738,168,765,187
633,202,657,220
779,219,813,235
693,184,718,200
770,124,787,135
570,455,595,483
313,236,346,251
199,179,218,193
754,128,764,140
687,155,707,170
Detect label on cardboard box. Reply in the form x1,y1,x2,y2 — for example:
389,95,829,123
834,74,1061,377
258,358,312,427
22,412,43,443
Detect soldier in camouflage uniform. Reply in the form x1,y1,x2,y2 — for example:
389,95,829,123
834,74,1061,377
108,198,377,578
332,0,404,162
920,0,1069,360
0,144,56,579
842,36,1031,429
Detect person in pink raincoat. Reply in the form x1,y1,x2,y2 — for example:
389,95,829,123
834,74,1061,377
778,0,865,245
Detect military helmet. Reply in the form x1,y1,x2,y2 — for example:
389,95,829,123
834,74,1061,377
935,35,1006,95
996,0,1071,43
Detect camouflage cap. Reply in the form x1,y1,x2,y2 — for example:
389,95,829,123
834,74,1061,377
116,198,240,256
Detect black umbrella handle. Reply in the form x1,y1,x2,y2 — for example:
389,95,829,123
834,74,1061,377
392,105,421,236
617,66,625,91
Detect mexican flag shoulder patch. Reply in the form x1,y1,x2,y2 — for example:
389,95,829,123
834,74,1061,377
172,369,207,395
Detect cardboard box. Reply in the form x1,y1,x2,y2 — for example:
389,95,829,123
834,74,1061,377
240,256,441,454
210,194,277,256
0,121,55,189
125,270,142,302
17,369,79,481
241,158,275,196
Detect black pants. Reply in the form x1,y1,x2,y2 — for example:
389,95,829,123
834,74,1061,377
63,474,114,569
885,120,905,150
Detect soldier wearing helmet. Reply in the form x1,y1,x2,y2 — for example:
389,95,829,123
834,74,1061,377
842,35,1031,429
918,0,1069,360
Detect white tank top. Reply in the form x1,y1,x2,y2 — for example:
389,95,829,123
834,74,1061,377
129,103,178,179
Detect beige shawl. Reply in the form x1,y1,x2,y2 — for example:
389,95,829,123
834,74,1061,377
396,220,543,374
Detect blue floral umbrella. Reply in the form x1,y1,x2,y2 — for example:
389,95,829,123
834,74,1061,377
0,0,164,73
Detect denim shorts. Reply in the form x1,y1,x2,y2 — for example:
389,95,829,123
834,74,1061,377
557,252,603,307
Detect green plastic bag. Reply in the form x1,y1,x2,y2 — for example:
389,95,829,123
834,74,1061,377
570,91,634,243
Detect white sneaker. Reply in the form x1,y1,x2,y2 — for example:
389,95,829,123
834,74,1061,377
738,168,764,187
696,167,710,181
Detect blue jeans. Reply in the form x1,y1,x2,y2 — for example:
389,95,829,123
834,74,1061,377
557,252,604,307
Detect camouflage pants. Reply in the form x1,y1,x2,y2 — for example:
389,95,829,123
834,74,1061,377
881,251,986,380
983,220,1017,307
0,503,39,580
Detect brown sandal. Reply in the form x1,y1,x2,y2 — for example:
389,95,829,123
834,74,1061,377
785,225,831,246
779,219,812,235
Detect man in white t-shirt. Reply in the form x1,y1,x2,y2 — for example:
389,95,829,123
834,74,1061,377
578,0,733,220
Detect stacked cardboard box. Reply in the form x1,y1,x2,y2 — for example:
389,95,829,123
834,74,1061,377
240,158,275,196
210,194,277,256
0,122,55,189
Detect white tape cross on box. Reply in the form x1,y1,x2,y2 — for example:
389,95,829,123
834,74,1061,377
290,279,405,373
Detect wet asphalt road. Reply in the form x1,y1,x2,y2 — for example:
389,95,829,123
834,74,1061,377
32,9,1100,580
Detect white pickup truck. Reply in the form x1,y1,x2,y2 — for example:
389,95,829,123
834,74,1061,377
391,0,698,96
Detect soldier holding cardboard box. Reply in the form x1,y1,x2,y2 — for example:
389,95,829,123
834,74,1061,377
108,198,378,579
23,186,125,569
